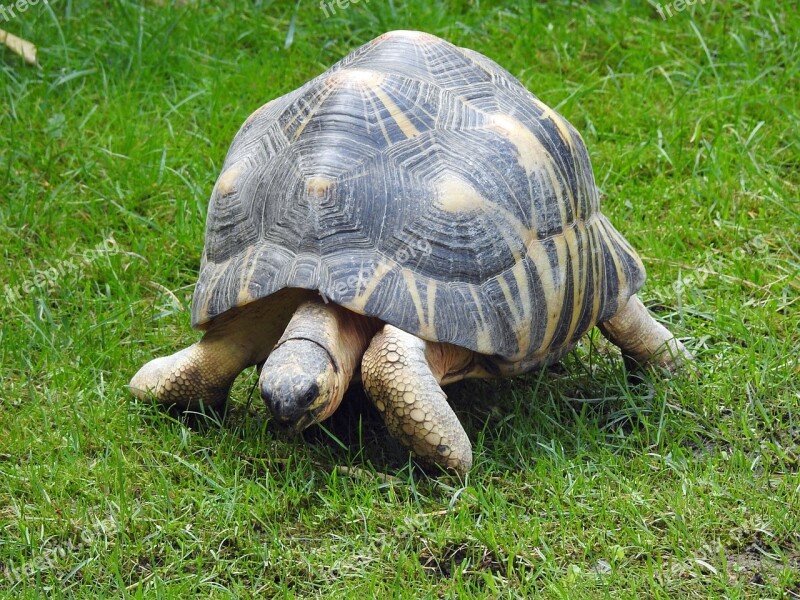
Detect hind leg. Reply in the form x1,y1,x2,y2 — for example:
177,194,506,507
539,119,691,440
599,295,693,373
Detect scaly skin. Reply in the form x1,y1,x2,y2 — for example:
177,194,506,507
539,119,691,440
129,289,308,410
129,343,242,410
361,324,478,473
599,294,693,373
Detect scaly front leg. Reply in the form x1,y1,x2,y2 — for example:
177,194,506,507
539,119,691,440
129,290,305,410
361,325,478,474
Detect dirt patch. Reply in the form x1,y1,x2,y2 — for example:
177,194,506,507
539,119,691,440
418,540,503,579
726,543,800,595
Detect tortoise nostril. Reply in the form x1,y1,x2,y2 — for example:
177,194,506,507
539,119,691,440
262,379,320,424
298,384,319,409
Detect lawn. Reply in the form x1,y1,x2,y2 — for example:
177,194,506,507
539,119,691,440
1,0,798,597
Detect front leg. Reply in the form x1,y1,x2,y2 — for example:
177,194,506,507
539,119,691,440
129,290,308,410
361,325,477,474
129,341,242,410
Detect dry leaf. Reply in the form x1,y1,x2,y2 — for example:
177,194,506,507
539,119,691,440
0,29,38,66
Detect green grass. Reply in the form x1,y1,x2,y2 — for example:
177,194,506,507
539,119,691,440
1,0,798,597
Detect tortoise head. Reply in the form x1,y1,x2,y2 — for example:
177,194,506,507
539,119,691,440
259,298,379,432
260,339,341,431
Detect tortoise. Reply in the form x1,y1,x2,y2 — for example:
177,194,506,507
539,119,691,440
130,30,692,473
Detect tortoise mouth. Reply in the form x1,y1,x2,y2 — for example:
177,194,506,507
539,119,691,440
290,409,319,433
295,398,338,432
277,400,332,433
263,387,339,433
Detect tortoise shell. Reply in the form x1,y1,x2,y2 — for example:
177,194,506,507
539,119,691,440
192,30,645,365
